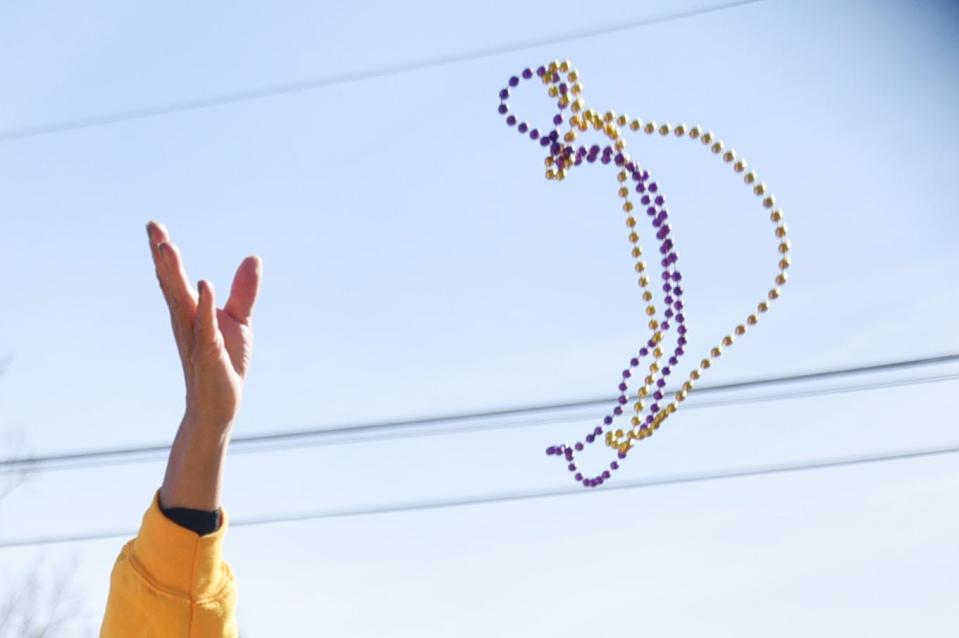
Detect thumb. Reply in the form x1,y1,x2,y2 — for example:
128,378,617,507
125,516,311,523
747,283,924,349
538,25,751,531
194,280,220,350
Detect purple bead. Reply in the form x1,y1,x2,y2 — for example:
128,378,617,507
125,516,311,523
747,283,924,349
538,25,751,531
654,390,664,400
678,336,687,346
540,137,550,147
522,68,533,79
676,346,685,356
574,472,583,481
518,122,529,133
509,76,519,87
665,308,674,318
506,115,516,126
545,446,555,455
640,194,651,204
618,395,628,405
602,470,611,479
553,114,563,125
618,382,628,392
613,406,623,415
586,434,595,443
647,338,656,348
640,347,649,356
610,461,620,470
646,206,657,217
549,130,559,141
654,195,665,205
630,357,640,366
603,415,613,425
657,225,671,240
568,463,577,472
669,356,678,366
664,295,673,305
499,88,510,100
529,129,540,140
550,142,561,155
651,404,660,413
622,369,632,378
497,104,508,114
661,321,670,330
672,272,682,281
536,66,546,76
559,83,568,94
565,448,574,460
678,325,687,335
594,426,603,436
575,442,584,451
618,451,627,459
663,366,671,375
649,182,659,193
601,155,611,164
677,313,685,323
646,415,655,424
656,379,666,388
674,287,683,296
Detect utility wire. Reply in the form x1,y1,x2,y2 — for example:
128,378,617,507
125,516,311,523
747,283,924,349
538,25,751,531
0,0,763,144
1,441,956,550
2,353,956,474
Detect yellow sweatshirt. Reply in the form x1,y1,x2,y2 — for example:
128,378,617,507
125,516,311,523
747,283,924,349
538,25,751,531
99,492,238,637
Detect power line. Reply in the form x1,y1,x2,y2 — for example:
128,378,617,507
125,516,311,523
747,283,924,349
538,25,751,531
2,353,956,474
0,0,763,144
2,441,956,550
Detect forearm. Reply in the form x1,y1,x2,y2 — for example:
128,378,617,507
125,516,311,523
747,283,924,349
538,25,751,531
159,414,232,512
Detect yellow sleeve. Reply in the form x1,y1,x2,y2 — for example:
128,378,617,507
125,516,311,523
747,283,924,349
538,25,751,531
99,491,238,638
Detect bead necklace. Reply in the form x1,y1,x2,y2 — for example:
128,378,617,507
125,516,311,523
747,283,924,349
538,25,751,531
498,60,791,488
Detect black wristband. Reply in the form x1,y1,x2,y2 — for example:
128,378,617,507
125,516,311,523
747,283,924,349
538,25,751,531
160,504,222,536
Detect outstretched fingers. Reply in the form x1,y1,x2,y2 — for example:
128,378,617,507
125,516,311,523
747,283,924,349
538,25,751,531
223,256,262,325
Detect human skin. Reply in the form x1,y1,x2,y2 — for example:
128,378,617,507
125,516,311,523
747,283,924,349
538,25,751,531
145,220,262,512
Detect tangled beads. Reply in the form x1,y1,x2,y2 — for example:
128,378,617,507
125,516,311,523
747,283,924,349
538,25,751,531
498,60,791,488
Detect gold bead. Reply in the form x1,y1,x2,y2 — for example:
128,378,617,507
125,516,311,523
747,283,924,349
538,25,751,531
710,346,722,358
633,401,645,413
558,95,570,108
624,202,635,213
564,131,577,143
615,139,626,150
567,70,579,82
734,159,748,173
649,361,660,373
775,224,788,238
639,275,650,287
645,305,656,316
631,247,643,258
630,119,642,131
559,60,570,72
701,131,714,144
644,375,655,386
644,121,656,134
653,346,664,358
689,126,701,139
616,114,628,126
690,369,701,380
776,272,788,286
635,261,646,272
631,415,641,425
700,358,711,369
571,84,582,95
639,387,649,398
711,141,724,154
747,314,759,325
753,183,767,196
617,170,628,182
604,111,616,123
744,171,758,184
674,124,687,136
779,240,791,253
606,124,620,140
619,186,629,198
545,156,554,167
770,209,783,223
722,335,734,347
676,390,687,402
758,301,770,313
642,290,653,301
548,61,558,72
629,232,639,244
659,123,671,136
723,149,736,163
548,86,559,98
735,324,746,336
626,215,636,226
683,380,694,392
648,319,659,330
768,288,780,300
571,100,584,113
666,403,678,415
763,195,776,209
614,429,624,438
778,257,791,270
545,169,556,180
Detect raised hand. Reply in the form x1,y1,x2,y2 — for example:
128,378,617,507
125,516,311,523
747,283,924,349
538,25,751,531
146,220,262,511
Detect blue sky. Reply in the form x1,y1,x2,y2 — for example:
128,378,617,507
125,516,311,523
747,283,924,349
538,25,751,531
1,0,958,635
